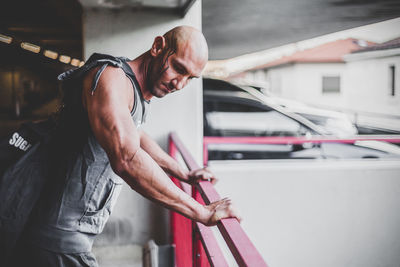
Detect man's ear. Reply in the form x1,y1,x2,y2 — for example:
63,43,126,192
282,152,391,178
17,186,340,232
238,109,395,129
150,36,166,57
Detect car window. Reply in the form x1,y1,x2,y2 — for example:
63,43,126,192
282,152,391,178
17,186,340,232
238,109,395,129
213,100,272,112
204,98,310,137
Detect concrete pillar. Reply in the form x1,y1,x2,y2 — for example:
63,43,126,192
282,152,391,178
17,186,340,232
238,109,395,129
82,1,203,246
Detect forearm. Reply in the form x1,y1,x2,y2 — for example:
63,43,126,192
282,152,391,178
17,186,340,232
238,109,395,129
116,147,208,222
139,131,189,182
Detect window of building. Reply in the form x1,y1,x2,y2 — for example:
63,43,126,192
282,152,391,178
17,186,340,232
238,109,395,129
322,76,340,93
389,65,395,96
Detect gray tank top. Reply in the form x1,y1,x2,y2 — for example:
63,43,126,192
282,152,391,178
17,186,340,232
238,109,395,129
26,53,149,253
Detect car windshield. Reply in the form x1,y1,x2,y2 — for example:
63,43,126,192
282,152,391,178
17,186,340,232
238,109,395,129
204,93,312,137
206,111,306,136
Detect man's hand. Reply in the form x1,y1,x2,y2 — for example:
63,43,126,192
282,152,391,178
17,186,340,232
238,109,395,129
202,198,241,226
188,167,218,185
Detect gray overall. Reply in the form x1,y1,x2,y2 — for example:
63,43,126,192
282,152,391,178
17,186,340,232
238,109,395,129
14,53,149,267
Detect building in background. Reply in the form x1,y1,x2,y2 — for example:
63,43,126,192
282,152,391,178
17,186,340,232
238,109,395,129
229,37,400,133
343,38,400,132
230,38,372,106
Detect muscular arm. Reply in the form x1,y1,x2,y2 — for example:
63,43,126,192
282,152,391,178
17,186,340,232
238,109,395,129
138,131,218,184
138,130,189,181
82,66,236,225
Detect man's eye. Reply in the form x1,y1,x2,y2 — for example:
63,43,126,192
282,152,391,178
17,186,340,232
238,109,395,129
175,65,184,74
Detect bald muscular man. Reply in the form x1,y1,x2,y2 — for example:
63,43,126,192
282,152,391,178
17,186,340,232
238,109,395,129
11,26,240,266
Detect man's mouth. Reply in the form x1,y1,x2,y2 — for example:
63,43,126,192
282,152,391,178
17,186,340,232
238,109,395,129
162,83,173,93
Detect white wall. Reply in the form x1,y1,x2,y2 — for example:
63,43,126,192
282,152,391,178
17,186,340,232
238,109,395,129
267,66,295,97
344,55,400,116
209,159,400,267
82,2,204,246
293,63,346,108
245,57,400,121
263,63,346,108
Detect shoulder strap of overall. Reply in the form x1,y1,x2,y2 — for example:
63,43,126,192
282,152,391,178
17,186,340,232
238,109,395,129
58,53,125,92
118,59,149,119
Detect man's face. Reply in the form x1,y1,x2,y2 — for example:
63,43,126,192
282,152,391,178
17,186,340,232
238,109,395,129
147,41,206,98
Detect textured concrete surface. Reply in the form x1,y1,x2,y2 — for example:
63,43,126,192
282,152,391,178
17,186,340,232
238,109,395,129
92,244,143,267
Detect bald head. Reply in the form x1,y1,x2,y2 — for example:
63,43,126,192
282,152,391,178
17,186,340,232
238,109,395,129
163,26,208,68
142,26,209,99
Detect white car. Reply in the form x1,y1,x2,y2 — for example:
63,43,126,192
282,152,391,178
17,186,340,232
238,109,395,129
203,78,400,160
239,85,358,137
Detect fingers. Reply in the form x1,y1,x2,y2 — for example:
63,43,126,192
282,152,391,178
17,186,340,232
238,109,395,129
208,197,229,208
200,167,218,184
218,198,241,222
201,171,218,184
205,198,241,226
188,167,218,185
228,203,242,223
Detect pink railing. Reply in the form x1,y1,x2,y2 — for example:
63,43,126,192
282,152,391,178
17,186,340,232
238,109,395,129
168,132,268,267
203,135,400,165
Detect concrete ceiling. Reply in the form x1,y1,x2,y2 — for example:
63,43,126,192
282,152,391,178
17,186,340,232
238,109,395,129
1,0,399,61
78,0,196,15
202,0,400,60
78,0,184,8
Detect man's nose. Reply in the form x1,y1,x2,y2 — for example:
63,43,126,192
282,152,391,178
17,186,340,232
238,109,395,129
172,77,186,91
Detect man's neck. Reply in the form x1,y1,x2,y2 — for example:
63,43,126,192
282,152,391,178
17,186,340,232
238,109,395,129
127,51,153,101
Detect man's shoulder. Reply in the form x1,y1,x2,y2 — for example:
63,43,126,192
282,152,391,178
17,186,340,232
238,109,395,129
83,64,129,93
81,53,134,108
58,53,128,83
86,53,130,66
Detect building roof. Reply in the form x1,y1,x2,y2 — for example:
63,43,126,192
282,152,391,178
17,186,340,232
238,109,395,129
252,38,374,70
352,37,400,53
